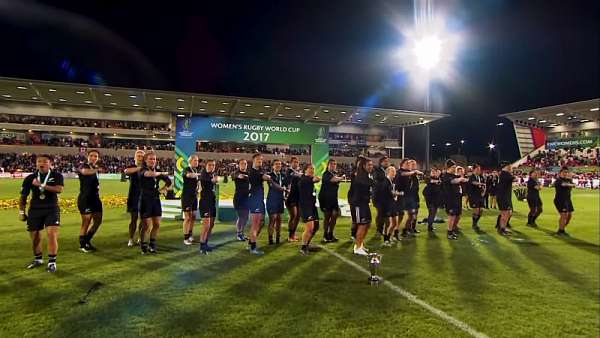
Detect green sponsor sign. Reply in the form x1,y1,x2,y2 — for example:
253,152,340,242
176,116,328,145
546,136,600,149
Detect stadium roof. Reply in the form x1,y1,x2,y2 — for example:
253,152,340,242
0,76,447,127
500,98,599,128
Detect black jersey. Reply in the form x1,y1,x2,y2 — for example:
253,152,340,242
286,167,301,199
126,165,142,198
372,165,387,202
319,170,340,202
182,167,200,198
406,172,420,199
423,176,442,198
298,175,316,205
78,163,100,197
527,178,540,200
496,170,514,199
199,170,216,198
381,176,396,201
442,172,461,199
140,167,171,199
554,177,573,201
468,174,485,199
232,169,250,196
347,171,356,203
395,168,410,196
349,171,372,205
249,167,265,198
21,170,64,209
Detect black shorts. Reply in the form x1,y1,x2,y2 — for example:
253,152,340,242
248,194,265,214
351,204,372,225
300,204,319,222
381,200,397,217
267,197,285,215
404,196,420,212
425,194,443,209
27,208,60,231
395,196,406,213
78,195,103,214
468,195,485,209
181,194,198,212
140,197,162,219
199,196,217,218
319,196,340,212
527,197,542,209
233,194,249,210
126,193,141,213
445,196,462,216
285,193,299,208
554,199,574,213
497,197,513,211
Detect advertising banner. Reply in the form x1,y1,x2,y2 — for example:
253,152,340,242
546,136,599,149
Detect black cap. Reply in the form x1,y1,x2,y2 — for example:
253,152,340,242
445,159,456,168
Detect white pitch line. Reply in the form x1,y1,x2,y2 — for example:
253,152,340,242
319,245,490,338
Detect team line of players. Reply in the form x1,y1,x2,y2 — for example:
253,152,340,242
18,150,576,272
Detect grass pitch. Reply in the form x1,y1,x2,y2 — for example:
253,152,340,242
0,179,598,338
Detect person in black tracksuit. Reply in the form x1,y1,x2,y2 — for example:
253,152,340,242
266,159,287,245
232,159,250,241
526,169,543,227
181,155,200,246
487,171,499,209
139,151,172,254
496,162,515,236
441,160,468,240
554,167,576,236
349,157,374,255
124,150,145,247
19,154,64,272
285,156,302,242
423,168,443,232
77,149,103,252
348,156,365,240
372,156,390,237
319,159,344,242
468,164,486,232
298,164,321,255
382,166,401,245
199,160,219,254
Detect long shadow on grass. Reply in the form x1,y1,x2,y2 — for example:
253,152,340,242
508,231,599,298
529,226,600,256
448,236,491,310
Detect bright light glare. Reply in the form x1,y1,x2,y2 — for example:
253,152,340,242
488,143,496,149
414,36,442,70
394,16,462,88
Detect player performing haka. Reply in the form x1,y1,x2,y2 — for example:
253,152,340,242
181,155,201,246
199,160,219,254
422,168,443,232
77,149,103,252
496,162,515,236
124,150,145,247
232,159,250,241
442,160,468,240
554,167,576,236
348,156,365,241
349,157,374,255
139,151,172,254
266,159,287,245
319,159,344,243
248,153,272,255
372,156,390,237
526,169,543,227
382,166,401,245
20,154,64,272
298,164,321,255
285,156,302,242
405,159,423,233
468,164,486,233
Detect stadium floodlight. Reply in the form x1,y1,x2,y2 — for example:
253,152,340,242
590,107,599,112
488,143,496,149
445,142,451,146
394,16,461,89
496,122,504,126
460,139,465,144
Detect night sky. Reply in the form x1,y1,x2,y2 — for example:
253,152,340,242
0,0,598,162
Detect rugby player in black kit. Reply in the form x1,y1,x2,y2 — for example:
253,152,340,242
77,150,103,252
181,155,201,246
349,157,374,255
19,154,64,272
468,164,486,233
124,149,145,247
298,164,321,255
318,159,344,242
526,169,543,227
554,167,576,236
199,160,219,254
139,151,172,254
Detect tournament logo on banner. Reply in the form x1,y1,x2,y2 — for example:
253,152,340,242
174,116,330,196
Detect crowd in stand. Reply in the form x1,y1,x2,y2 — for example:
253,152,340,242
522,148,598,168
0,135,175,150
196,142,309,155
0,113,170,131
